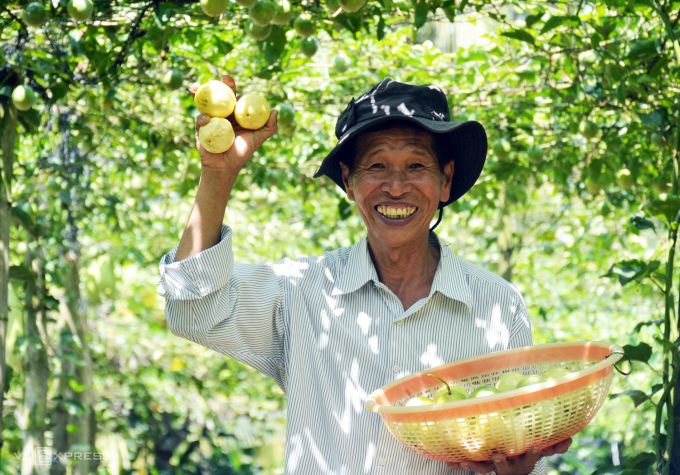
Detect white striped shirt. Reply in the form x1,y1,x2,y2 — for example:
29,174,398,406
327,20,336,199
158,225,547,475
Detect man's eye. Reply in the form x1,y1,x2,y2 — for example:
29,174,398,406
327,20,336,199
410,163,425,169
369,163,385,169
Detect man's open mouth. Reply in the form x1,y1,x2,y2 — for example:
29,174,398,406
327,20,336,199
376,205,417,219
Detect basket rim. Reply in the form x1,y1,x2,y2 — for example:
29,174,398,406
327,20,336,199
365,341,623,415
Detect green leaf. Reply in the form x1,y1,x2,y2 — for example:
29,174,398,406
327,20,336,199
212,37,234,55
609,390,648,407
11,205,42,236
646,194,680,225
525,11,544,29
593,19,617,39
17,108,41,133
258,27,287,66
591,467,624,475
641,108,668,128
4,364,14,394
627,39,658,61
338,197,353,220
9,265,33,282
629,216,655,231
501,29,536,46
334,11,363,35
254,64,282,80
377,16,386,40
633,318,663,332
603,259,660,286
590,30,604,48
441,5,456,22
540,15,580,35
622,342,652,363
45,295,60,311
622,452,656,469
69,379,86,393
459,51,488,63
66,424,80,433
414,0,428,29
649,57,670,78
65,398,86,415
154,2,180,27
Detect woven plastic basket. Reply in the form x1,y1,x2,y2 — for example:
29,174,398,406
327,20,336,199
365,341,624,463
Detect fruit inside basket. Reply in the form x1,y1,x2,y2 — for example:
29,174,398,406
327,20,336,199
364,341,624,463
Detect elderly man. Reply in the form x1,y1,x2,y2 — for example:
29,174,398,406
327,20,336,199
158,76,571,474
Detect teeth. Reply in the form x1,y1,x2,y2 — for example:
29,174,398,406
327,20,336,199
377,206,416,219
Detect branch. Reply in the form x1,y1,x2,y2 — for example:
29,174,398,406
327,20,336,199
91,2,154,85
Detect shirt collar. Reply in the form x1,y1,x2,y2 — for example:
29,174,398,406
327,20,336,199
332,233,473,312
429,233,473,312
331,237,379,296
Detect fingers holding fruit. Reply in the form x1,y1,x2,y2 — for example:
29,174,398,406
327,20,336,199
189,76,278,169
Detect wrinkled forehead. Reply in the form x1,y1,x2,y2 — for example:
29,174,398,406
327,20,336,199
356,124,436,160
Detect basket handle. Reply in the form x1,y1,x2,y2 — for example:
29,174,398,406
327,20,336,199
606,351,632,375
365,398,378,413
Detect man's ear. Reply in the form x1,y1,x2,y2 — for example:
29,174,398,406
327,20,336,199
340,161,355,202
439,160,454,203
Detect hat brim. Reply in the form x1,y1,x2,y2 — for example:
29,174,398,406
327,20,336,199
313,115,487,207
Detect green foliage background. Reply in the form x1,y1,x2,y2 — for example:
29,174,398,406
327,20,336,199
1,0,679,473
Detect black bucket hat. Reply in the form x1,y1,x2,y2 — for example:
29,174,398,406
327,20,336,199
313,78,487,207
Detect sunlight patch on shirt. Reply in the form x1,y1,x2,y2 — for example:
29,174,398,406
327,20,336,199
321,309,331,331
288,434,303,472
304,427,334,473
271,260,309,285
475,303,510,349
325,267,335,283
363,442,376,473
323,289,345,317
318,332,329,349
420,343,444,367
357,311,371,335
367,335,379,354
333,359,367,435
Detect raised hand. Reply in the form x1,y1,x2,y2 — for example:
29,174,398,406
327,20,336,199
190,74,278,173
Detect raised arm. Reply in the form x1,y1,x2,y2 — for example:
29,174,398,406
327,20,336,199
174,74,278,262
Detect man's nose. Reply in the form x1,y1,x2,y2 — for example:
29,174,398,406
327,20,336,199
381,168,412,195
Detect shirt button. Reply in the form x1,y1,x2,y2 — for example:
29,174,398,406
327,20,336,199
379,458,387,466
396,320,404,326
392,365,400,373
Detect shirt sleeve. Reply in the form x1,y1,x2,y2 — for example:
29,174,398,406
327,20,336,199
157,225,287,391
479,457,547,475
528,457,547,474
508,297,534,349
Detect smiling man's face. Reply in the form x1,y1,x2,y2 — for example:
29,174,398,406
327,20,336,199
340,125,454,249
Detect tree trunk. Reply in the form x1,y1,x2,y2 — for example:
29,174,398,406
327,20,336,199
0,101,18,462
497,184,514,283
52,250,97,475
50,344,72,475
21,244,49,475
